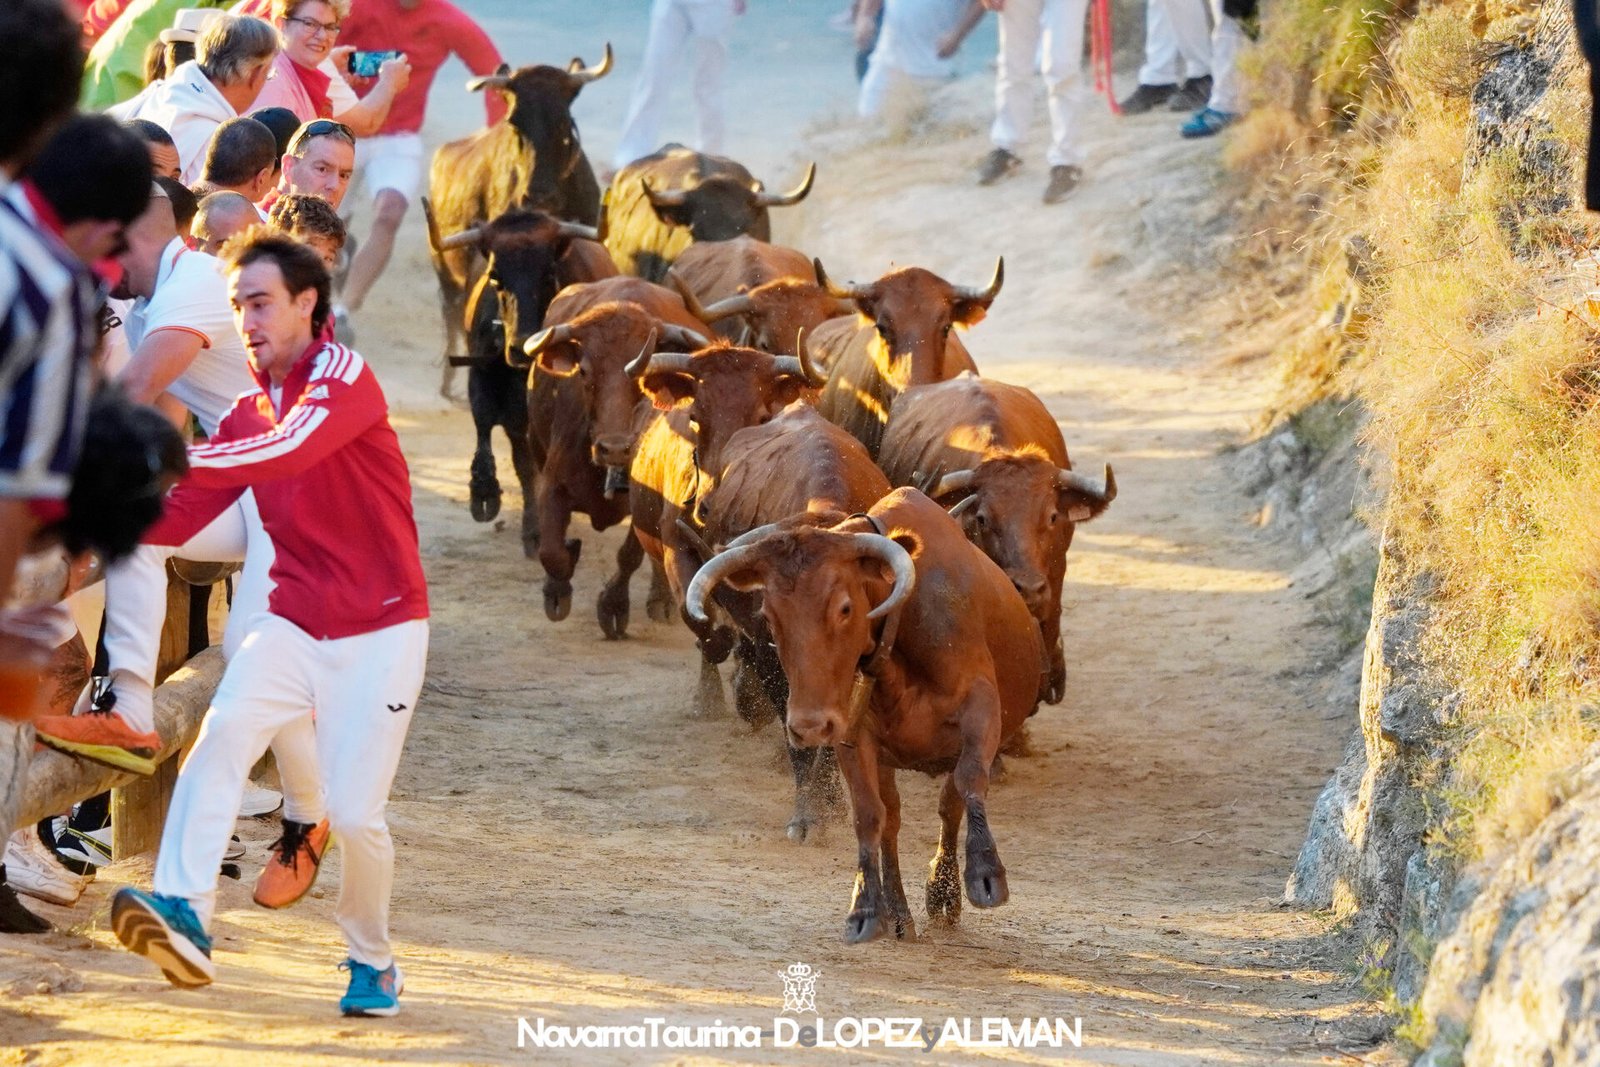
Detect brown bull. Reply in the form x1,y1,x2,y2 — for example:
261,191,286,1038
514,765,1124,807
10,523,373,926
697,402,890,841
667,235,853,355
522,278,709,635
878,374,1116,705
686,488,1044,943
426,46,613,368
628,343,827,716
603,145,814,282
810,259,1002,459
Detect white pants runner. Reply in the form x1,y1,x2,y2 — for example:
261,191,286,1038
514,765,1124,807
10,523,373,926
612,0,737,170
154,614,427,968
1137,0,1212,86
100,492,322,824
990,0,1090,168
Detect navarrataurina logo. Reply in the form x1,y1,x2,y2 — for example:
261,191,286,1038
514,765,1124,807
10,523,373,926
779,962,820,1014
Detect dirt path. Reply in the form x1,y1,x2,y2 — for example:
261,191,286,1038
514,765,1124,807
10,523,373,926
2,24,1384,1067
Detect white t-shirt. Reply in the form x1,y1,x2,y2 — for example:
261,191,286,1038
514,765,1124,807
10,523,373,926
124,238,254,436
875,0,970,79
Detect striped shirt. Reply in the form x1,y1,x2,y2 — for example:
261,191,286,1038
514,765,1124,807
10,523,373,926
0,179,98,501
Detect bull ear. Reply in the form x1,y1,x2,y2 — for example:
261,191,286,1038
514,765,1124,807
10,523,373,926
1057,484,1113,524
534,342,581,378
769,374,810,410
640,369,696,411
950,300,989,328
720,563,767,594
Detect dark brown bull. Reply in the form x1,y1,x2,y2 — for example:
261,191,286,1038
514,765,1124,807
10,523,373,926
878,373,1116,705
425,209,616,555
426,46,612,368
686,488,1044,942
602,145,814,282
521,277,709,633
810,259,1003,458
667,235,853,355
696,402,890,840
628,343,827,717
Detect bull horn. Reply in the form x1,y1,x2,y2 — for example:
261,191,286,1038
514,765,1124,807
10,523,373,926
421,196,443,253
566,42,613,83
948,495,980,521
674,517,716,562
523,323,574,359
953,257,1005,305
437,224,483,252
850,532,916,620
754,161,815,208
774,343,827,388
670,273,755,325
658,324,711,352
685,540,772,623
465,64,512,92
931,469,976,499
814,258,869,302
642,178,689,209
556,220,600,242
1057,462,1117,504
722,521,784,551
628,348,696,378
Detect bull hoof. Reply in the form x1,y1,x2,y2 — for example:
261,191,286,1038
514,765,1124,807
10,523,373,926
597,585,630,640
732,659,780,727
470,493,501,523
926,858,962,925
1043,660,1065,706
544,581,573,622
691,664,727,720
844,907,887,944
786,809,822,844
647,596,674,623
892,912,917,942
521,523,540,561
964,851,1009,909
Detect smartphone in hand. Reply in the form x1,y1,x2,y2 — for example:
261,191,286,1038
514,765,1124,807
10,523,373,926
348,50,403,77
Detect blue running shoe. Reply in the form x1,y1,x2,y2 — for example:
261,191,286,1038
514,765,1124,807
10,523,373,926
111,887,215,987
1180,107,1239,139
339,958,404,1017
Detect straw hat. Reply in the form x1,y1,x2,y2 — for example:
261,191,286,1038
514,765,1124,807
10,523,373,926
159,8,224,45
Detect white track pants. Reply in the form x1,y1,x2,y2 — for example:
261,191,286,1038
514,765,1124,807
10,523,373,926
990,0,1090,168
100,493,322,823
1137,0,1212,85
153,615,427,968
1206,1,1247,114
612,0,736,170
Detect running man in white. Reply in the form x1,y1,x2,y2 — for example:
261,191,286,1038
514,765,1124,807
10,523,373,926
612,0,747,171
111,230,429,1018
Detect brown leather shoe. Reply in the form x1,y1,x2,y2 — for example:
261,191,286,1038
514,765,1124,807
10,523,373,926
253,818,330,909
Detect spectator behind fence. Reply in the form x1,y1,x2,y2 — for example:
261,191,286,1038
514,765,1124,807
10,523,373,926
251,0,410,136
267,192,347,268
201,117,279,205
112,14,280,185
193,191,262,254
126,119,183,182
82,1,229,111
263,119,356,214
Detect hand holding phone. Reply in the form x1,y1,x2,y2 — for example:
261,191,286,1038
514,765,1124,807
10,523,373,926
348,49,404,78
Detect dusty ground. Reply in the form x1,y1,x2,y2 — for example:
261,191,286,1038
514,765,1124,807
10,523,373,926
1,5,1392,1064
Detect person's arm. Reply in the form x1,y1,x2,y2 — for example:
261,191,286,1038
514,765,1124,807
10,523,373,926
117,328,206,408
180,371,385,490
938,1,987,58
80,0,133,45
333,56,411,137
448,12,509,125
855,0,881,52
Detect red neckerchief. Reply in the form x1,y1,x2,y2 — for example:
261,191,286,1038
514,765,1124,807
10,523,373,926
291,58,334,119
18,180,122,286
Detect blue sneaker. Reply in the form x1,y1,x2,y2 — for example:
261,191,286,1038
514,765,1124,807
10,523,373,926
339,958,404,1017
1181,107,1239,139
111,887,215,988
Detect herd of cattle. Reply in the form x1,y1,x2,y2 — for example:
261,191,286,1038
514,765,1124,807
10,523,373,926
419,48,1117,944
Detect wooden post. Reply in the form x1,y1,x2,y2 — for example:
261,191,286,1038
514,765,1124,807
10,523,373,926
110,568,205,860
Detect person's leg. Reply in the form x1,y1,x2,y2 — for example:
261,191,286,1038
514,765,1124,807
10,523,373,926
687,3,735,156
613,0,693,171
1138,0,1179,87
1206,3,1245,113
1162,0,1213,78
343,189,408,314
151,615,317,929
314,620,428,968
989,0,1043,158
858,48,891,118
1039,0,1089,168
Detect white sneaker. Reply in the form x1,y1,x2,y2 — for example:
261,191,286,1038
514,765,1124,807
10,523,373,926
239,780,283,818
5,829,90,906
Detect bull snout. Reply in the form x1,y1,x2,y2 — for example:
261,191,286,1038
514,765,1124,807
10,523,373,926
786,706,849,749
1010,574,1049,616
591,435,633,469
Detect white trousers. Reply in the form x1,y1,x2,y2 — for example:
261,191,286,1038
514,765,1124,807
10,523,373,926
100,493,322,823
1206,0,1247,113
154,615,427,967
990,0,1090,168
1137,0,1212,85
612,0,736,170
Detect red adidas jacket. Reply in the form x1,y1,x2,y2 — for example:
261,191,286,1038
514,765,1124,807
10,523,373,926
146,340,429,640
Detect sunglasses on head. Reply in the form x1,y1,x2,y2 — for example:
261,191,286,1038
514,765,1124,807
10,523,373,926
288,119,355,155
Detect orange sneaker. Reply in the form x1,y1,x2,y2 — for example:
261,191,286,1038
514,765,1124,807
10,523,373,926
34,699,160,776
253,818,330,909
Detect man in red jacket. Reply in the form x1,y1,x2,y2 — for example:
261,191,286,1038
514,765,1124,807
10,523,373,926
335,0,506,322
110,230,428,1019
